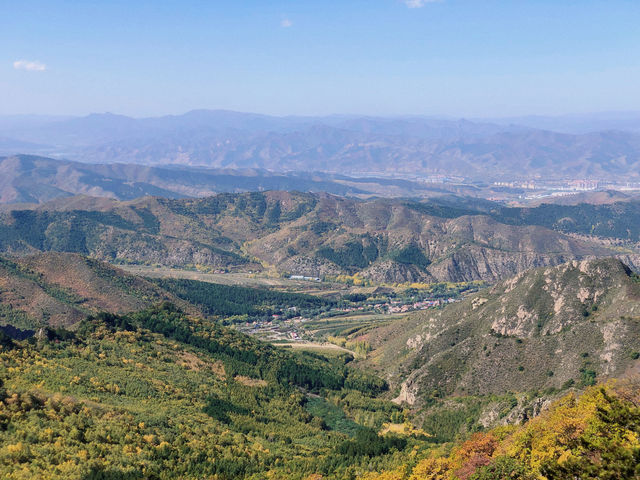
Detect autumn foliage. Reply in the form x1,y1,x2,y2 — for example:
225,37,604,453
368,380,640,480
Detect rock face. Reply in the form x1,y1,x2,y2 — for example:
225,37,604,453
425,245,579,283
0,191,635,284
363,258,640,409
363,260,435,284
476,394,555,429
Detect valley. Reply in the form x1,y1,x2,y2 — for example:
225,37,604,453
0,196,638,480
1,249,640,479
6,3,640,478
4,104,640,480
118,264,348,295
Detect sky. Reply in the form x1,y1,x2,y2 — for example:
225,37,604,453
2,0,640,118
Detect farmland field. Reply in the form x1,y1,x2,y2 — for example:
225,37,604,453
118,264,347,295
302,313,404,339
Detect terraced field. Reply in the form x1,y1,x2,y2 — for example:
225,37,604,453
303,313,404,340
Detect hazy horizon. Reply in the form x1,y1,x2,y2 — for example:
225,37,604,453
3,108,640,122
4,1,640,118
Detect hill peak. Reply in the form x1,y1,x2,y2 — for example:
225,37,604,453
0,252,193,328
364,257,640,407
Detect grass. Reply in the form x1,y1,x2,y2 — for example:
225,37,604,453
276,342,352,358
304,396,362,437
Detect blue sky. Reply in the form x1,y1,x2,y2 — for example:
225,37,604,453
2,0,639,117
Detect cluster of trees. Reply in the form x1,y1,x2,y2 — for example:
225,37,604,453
387,245,430,269
327,336,372,360
0,331,16,350
364,382,640,479
162,191,317,225
333,273,371,286
421,399,486,443
335,428,407,458
309,220,338,235
153,278,333,320
404,201,480,220
318,238,380,270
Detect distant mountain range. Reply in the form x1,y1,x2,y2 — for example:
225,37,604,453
0,154,381,204
5,154,542,205
2,110,640,181
486,111,640,134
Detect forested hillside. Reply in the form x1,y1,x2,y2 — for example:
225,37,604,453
0,252,194,328
2,304,639,479
0,304,415,479
1,191,637,284
363,381,640,479
486,200,640,242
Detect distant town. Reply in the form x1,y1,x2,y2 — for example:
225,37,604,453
237,296,459,343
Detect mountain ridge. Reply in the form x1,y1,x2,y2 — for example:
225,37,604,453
1,191,637,284
0,154,380,204
0,252,195,328
359,258,640,410
3,110,640,181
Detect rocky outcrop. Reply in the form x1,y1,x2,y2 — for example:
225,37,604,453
365,258,640,409
426,245,579,283
478,394,556,429
362,260,435,284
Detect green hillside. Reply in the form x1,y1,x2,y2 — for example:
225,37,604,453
360,258,640,438
0,303,415,480
1,191,636,284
